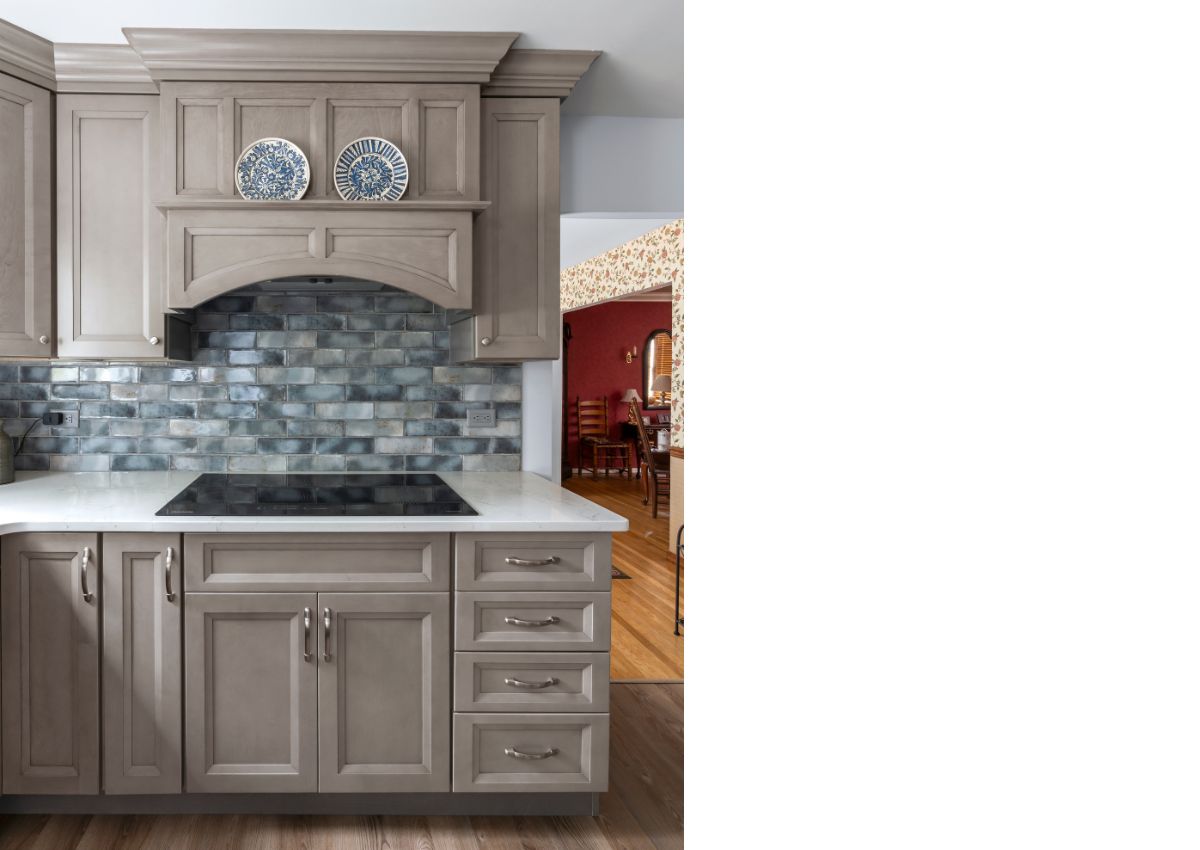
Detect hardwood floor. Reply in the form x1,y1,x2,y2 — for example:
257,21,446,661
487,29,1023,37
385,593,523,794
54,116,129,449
0,684,684,850
563,473,684,682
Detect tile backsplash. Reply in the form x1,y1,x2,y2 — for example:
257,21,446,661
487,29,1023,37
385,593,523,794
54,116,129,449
0,290,521,473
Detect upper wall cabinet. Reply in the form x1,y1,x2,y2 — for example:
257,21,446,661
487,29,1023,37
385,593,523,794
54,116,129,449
0,72,52,357
159,82,479,203
450,98,560,362
57,93,164,359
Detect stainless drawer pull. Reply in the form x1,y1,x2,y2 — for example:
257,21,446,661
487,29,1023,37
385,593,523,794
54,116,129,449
504,615,560,627
302,607,312,661
80,546,94,603
164,546,176,602
323,607,332,662
504,555,561,567
504,676,559,689
504,746,558,761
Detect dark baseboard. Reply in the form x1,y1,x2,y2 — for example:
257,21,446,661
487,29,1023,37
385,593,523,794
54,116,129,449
0,792,599,817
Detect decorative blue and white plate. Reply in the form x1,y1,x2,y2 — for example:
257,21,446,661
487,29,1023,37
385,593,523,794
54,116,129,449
235,138,310,200
334,137,409,201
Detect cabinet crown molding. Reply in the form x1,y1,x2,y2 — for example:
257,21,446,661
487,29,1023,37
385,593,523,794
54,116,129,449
54,44,157,93
123,28,520,83
483,49,601,98
0,18,55,90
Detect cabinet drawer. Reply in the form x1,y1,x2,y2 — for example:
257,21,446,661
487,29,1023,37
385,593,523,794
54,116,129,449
452,713,608,792
454,533,611,591
184,533,449,592
454,652,609,713
455,592,611,652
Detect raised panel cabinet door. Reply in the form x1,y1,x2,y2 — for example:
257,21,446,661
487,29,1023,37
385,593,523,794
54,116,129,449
185,592,318,793
1,532,101,794
101,533,182,794
57,93,164,358
0,72,52,356
317,593,450,792
450,98,559,362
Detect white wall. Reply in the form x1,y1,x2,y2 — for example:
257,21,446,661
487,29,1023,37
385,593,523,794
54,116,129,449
560,115,684,214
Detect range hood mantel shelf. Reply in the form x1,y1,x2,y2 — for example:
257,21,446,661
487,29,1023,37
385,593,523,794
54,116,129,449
156,199,490,213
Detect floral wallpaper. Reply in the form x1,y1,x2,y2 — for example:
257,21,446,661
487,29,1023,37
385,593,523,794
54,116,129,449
671,262,683,448
561,219,684,447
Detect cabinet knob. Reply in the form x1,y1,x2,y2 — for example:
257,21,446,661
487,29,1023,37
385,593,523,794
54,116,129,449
38,335,48,345
149,336,160,345
480,337,492,346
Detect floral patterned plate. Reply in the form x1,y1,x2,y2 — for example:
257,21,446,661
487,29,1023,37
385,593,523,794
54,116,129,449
235,138,310,200
334,137,409,201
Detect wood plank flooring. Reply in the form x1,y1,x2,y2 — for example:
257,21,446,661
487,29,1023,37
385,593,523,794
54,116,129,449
0,684,684,850
563,474,684,681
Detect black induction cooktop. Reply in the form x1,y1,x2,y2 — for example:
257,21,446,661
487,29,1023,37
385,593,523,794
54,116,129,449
156,473,477,517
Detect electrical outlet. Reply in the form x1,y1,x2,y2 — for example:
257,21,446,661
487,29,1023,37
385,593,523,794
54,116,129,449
58,410,79,428
467,409,496,428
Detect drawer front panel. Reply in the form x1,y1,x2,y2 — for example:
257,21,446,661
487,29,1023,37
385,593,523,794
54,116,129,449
184,533,450,592
455,592,611,652
454,533,612,591
452,713,608,793
454,652,609,713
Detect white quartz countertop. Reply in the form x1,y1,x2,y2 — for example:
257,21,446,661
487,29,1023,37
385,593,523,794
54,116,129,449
0,471,628,534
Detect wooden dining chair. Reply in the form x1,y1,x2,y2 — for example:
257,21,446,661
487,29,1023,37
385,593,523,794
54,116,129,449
632,405,670,517
576,397,630,478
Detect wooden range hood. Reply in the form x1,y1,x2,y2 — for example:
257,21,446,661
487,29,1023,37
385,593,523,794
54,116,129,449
78,28,600,312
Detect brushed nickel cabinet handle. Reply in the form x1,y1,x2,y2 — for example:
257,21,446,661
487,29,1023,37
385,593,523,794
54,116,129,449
149,336,160,345
302,607,312,661
323,607,332,662
504,556,560,567
80,546,94,602
480,337,492,346
504,676,559,690
504,746,558,761
164,546,176,602
504,615,560,628
38,335,48,345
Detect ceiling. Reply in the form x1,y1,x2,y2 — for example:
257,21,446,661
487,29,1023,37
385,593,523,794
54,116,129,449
0,0,683,118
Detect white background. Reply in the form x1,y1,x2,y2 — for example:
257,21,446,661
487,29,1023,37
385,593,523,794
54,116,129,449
688,1,1200,846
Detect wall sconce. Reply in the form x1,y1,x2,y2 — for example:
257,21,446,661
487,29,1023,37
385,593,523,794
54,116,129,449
623,344,637,364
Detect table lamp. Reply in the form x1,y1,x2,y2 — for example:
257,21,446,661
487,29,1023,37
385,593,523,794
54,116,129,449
620,389,642,423
650,374,671,405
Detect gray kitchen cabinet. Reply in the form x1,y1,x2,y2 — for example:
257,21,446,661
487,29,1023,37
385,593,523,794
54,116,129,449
450,98,559,362
184,532,451,593
0,532,101,794
186,588,451,793
101,533,182,795
185,592,318,793
0,72,52,357
455,591,611,652
452,712,608,793
454,532,613,592
317,593,450,792
56,93,164,359
454,652,610,713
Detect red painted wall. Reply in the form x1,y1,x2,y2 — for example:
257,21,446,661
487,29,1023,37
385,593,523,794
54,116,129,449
563,299,672,467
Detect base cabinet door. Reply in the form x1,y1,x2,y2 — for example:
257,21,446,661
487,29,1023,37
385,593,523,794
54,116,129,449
0,533,100,794
102,533,182,794
318,593,450,792
185,593,317,792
